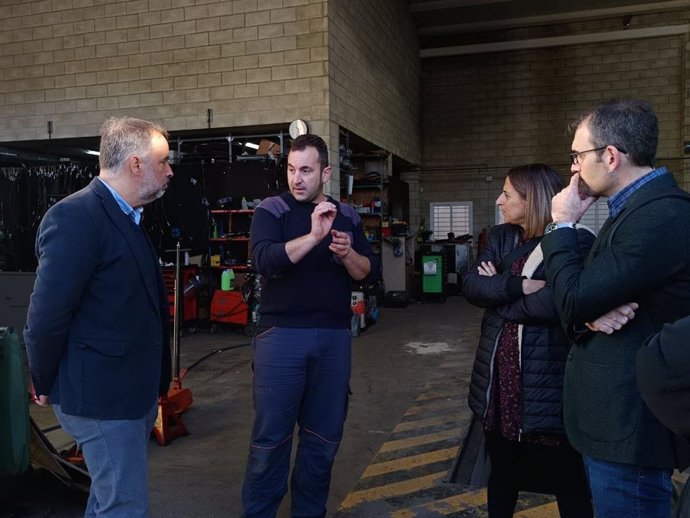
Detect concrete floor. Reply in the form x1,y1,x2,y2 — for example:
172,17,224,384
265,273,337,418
6,294,690,518
16,293,690,517
5,294,492,518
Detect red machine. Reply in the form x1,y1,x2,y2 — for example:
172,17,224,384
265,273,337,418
162,265,198,329
209,289,250,335
350,291,366,336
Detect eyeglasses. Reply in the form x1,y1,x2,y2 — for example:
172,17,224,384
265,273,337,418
569,145,627,165
569,146,606,165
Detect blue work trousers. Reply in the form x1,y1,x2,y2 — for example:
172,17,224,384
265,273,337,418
241,327,351,518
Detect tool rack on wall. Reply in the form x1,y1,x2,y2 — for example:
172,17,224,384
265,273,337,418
208,209,254,289
339,130,389,263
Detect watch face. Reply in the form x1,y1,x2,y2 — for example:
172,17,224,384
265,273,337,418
545,222,575,234
289,119,308,138
545,222,558,234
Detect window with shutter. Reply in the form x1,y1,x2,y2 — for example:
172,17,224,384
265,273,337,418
429,202,473,240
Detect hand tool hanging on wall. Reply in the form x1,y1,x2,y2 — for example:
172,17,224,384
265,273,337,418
0,162,97,271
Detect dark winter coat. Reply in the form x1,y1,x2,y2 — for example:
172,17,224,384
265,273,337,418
463,223,595,435
542,171,690,469
638,314,690,441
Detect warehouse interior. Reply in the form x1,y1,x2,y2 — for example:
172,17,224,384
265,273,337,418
3,0,690,516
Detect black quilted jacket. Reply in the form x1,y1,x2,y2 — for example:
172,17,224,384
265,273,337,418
462,223,595,435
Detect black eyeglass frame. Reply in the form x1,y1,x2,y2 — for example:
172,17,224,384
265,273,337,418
569,145,627,165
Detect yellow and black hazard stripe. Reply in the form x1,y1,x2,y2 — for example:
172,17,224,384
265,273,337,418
335,322,535,517
336,320,690,517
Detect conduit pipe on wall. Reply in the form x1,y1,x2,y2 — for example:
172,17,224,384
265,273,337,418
419,1,690,34
421,25,689,58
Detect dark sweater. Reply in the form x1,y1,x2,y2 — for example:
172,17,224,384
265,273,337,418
250,192,378,329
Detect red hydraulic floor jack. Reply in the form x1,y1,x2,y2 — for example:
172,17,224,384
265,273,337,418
153,242,193,446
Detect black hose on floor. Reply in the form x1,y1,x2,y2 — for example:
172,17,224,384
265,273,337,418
184,342,251,373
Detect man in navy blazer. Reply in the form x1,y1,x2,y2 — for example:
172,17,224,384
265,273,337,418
24,116,173,518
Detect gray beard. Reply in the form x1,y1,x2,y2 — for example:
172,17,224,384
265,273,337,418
139,167,168,205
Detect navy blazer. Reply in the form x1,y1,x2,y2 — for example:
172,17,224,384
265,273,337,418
24,178,171,420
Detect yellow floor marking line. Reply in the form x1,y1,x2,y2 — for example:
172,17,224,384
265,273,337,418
379,428,461,453
338,472,447,510
513,501,559,517
393,415,463,433
390,488,488,518
404,399,461,416
363,446,458,478
415,389,461,402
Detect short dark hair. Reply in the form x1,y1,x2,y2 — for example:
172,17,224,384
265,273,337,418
99,116,168,172
572,97,658,167
290,134,329,171
507,163,563,238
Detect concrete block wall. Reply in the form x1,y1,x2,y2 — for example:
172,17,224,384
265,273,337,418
420,8,690,238
0,0,329,142
3,1,688,239
327,0,421,234
329,0,421,166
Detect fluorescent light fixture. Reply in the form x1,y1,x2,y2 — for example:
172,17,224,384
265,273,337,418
84,149,100,156
244,142,260,150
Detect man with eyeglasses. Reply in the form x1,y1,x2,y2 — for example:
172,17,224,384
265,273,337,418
540,97,690,518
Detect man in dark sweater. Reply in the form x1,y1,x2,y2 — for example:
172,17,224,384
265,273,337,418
542,98,690,518
240,134,378,518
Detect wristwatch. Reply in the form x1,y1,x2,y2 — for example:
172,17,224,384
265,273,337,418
545,221,576,234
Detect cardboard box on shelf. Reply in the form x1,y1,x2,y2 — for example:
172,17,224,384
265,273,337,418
257,139,280,156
